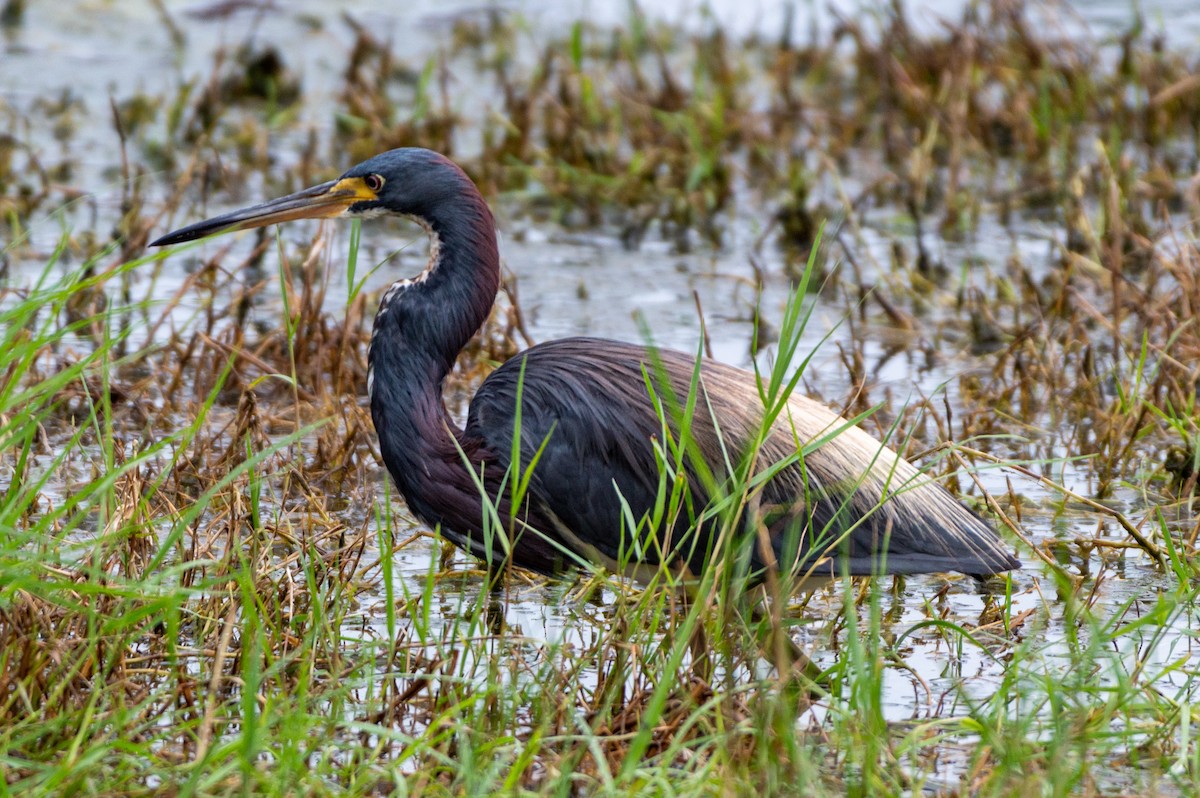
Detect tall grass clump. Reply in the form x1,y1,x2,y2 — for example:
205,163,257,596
0,241,382,794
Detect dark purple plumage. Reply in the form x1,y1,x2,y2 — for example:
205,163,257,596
152,148,1020,585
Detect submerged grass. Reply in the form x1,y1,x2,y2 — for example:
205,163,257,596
4,0,1200,795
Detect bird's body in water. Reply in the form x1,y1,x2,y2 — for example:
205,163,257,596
152,148,1019,585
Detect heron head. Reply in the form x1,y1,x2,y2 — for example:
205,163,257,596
150,148,473,247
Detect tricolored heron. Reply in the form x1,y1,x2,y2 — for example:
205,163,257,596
151,148,1019,586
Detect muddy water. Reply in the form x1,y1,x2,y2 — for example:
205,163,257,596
4,0,1198,759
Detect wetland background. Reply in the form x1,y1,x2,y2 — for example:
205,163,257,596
4,0,1200,794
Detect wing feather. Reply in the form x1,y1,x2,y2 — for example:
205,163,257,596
465,337,1018,579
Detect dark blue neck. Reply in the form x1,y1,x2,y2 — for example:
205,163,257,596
379,193,500,374
367,190,500,528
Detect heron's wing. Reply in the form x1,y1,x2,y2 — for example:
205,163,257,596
466,339,675,573
466,337,1018,579
675,349,1020,578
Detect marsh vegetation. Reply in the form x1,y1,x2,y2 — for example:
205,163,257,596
3,1,1200,794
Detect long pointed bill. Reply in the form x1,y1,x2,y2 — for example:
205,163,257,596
150,176,379,247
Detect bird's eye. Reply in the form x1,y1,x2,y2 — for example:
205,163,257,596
364,174,385,192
